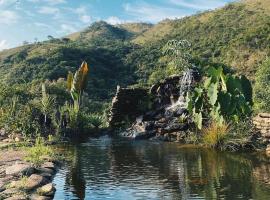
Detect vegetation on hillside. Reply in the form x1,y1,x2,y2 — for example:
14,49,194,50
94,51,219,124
0,0,269,149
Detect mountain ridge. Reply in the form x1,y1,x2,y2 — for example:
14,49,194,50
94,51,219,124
0,0,269,100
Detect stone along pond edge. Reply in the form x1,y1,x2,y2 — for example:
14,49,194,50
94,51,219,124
0,136,61,200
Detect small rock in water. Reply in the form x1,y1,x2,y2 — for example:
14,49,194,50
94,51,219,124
25,174,48,190
39,173,53,180
133,130,156,140
41,162,56,170
30,194,51,200
37,183,56,196
37,167,55,175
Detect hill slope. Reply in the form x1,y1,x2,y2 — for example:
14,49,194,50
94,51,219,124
0,0,269,100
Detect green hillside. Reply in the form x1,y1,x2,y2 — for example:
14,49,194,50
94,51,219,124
0,0,269,101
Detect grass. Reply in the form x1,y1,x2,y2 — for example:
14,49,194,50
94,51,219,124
24,136,54,166
202,121,230,148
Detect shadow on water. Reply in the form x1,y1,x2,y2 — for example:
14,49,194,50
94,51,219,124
53,136,270,200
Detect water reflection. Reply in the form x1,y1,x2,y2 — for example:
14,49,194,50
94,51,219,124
54,136,270,200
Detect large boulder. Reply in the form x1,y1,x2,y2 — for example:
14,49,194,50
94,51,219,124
5,164,35,176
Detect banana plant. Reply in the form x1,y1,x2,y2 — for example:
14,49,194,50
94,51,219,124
67,61,89,104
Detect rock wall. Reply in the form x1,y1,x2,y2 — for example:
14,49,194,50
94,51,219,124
253,113,270,153
108,86,149,127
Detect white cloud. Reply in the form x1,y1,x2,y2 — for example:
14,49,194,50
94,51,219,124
45,0,66,5
75,6,92,24
38,6,59,14
169,0,227,10
0,10,18,24
0,0,17,6
124,2,185,23
59,24,76,34
79,15,91,23
27,0,66,5
0,40,10,51
34,22,51,29
106,16,125,25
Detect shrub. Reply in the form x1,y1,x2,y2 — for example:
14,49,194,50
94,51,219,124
202,121,230,148
254,58,270,112
222,119,258,151
87,114,103,129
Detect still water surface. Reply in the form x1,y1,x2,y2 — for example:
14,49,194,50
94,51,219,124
53,136,270,200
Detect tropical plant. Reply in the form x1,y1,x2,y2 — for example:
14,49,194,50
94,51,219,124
40,83,55,125
187,66,252,129
64,61,90,133
67,61,89,104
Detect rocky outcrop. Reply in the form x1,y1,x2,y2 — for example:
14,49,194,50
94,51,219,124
109,86,149,127
0,150,58,200
120,70,200,141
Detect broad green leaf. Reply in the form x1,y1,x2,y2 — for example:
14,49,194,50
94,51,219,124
207,83,218,106
240,75,252,104
193,110,202,130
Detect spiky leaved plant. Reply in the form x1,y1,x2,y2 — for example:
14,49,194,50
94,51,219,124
41,83,55,125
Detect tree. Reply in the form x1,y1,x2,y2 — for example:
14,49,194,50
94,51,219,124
47,35,55,41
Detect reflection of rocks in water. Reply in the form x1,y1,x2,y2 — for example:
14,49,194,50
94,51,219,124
251,155,270,199
253,162,270,185
55,138,270,199
119,69,200,141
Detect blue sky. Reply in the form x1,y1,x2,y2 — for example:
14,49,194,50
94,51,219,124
0,0,235,50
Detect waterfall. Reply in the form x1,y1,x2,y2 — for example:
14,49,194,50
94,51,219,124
167,69,193,111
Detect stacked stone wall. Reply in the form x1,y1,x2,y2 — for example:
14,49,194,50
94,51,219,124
108,86,148,127
253,113,270,154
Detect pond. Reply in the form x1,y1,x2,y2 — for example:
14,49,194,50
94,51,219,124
53,136,270,200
